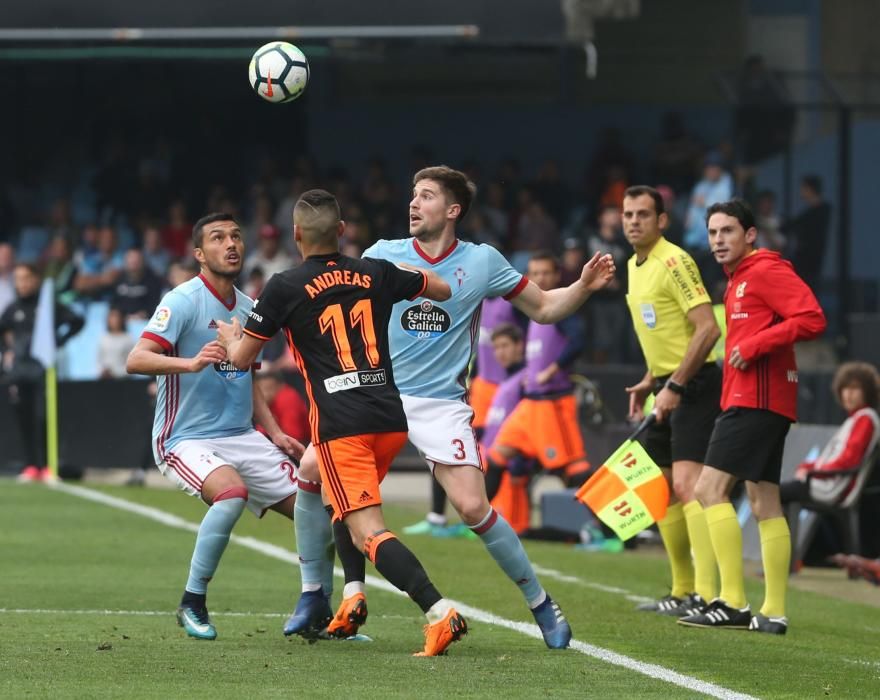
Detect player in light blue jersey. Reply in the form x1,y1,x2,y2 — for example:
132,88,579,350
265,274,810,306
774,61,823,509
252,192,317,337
127,213,305,641
290,166,615,649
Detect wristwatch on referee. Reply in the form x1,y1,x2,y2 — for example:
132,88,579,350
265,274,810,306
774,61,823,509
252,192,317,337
665,379,686,395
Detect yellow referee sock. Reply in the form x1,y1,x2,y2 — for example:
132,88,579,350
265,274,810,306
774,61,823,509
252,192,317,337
758,517,791,618
683,500,717,602
657,503,695,598
704,502,747,609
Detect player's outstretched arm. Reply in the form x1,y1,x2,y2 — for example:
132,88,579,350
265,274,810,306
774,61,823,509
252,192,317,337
395,263,452,301
421,268,451,301
126,337,226,376
512,252,616,324
217,318,263,370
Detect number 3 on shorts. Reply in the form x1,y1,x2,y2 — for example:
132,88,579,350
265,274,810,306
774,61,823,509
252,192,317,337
451,439,466,460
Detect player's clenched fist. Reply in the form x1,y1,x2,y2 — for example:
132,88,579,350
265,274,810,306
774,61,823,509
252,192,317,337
189,341,227,372
215,318,243,351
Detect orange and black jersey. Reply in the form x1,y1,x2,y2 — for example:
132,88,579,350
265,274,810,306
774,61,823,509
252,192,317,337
243,252,427,444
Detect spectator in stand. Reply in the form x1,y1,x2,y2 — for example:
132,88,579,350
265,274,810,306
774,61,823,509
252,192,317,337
656,185,685,246
586,127,636,211
585,205,628,363
754,190,785,252
46,198,75,243
341,204,374,253
243,265,265,301
161,199,191,258
0,243,15,315
165,259,199,291
511,189,559,271
560,237,588,287
461,210,500,248
243,224,295,280
652,112,703,196
781,362,880,559
97,307,136,378
482,181,511,249
43,236,78,305
112,248,164,320
244,192,276,252
782,175,832,293
141,226,171,278
255,371,310,445
73,225,124,300
1,263,84,482
735,55,795,165
533,160,570,227
598,165,630,211
682,151,734,252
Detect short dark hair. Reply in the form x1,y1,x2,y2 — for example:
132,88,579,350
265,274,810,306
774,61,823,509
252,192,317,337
14,262,41,277
192,213,238,248
832,361,880,410
802,175,822,196
705,198,756,232
623,186,665,215
295,189,341,221
491,322,524,344
528,250,560,271
413,166,476,222
294,189,341,243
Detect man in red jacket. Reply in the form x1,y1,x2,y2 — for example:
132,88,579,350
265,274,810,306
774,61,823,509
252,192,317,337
679,198,826,636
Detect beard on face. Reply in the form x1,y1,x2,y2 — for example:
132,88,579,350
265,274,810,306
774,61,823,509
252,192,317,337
204,257,242,280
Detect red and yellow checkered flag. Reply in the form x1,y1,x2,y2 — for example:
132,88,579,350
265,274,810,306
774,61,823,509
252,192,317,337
574,415,668,541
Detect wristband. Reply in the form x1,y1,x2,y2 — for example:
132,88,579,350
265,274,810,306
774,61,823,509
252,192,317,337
665,379,686,396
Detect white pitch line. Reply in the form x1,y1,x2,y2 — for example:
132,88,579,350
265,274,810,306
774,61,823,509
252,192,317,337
51,482,758,700
532,564,652,604
0,608,285,618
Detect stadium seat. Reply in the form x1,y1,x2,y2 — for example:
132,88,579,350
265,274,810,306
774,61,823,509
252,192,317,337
789,447,879,563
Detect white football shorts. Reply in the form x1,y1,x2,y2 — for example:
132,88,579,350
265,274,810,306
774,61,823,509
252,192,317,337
400,394,482,471
159,430,298,516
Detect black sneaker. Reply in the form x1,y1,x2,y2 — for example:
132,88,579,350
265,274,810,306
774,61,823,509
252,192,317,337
659,592,708,618
749,613,788,635
636,594,683,613
677,599,751,629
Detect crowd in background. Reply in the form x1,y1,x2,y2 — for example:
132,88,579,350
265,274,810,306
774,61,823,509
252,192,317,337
0,104,831,377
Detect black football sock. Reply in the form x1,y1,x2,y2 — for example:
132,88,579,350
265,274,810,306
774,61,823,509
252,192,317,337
366,532,442,614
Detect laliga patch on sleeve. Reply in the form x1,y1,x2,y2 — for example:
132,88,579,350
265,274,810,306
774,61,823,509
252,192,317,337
147,306,172,332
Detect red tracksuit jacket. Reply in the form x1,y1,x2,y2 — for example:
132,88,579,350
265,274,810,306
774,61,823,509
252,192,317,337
722,250,826,421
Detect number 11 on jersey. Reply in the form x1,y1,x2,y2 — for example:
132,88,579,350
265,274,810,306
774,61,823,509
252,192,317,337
318,299,380,371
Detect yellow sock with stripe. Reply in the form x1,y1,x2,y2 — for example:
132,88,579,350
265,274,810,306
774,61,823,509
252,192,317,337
656,503,695,598
758,517,791,618
704,503,747,609
683,500,717,601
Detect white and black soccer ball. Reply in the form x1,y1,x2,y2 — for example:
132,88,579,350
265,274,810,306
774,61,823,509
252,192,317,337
248,42,309,103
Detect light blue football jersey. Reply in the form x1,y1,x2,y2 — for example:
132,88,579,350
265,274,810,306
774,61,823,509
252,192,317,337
142,274,258,462
362,238,526,400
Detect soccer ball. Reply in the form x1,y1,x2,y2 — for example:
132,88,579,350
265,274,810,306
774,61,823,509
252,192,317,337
248,42,309,103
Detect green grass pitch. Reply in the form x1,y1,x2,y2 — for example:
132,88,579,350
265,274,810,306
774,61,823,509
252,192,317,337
2,482,878,699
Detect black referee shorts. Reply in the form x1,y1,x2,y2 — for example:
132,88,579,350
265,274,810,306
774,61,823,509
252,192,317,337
704,407,792,484
643,362,722,467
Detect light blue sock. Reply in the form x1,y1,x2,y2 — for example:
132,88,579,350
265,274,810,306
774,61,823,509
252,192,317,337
185,497,246,594
294,488,334,597
474,509,545,607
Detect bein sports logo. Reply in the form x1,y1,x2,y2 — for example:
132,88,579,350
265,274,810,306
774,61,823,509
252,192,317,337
214,359,248,379
324,369,387,394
